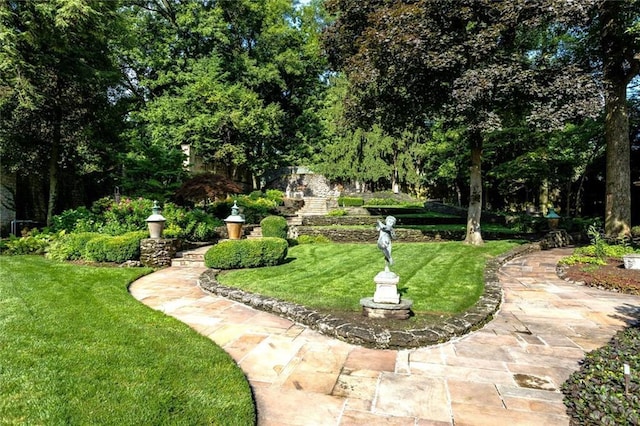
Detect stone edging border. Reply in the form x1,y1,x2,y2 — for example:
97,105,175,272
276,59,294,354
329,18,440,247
198,242,542,349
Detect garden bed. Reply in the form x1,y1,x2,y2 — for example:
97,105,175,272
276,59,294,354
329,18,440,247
559,259,640,295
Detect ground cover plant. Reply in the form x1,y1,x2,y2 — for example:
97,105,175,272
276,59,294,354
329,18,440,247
562,325,640,425
559,226,639,294
216,241,521,326
0,256,255,425
558,228,640,424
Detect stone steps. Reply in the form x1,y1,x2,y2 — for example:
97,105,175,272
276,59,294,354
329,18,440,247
247,227,262,239
171,245,211,268
296,197,328,216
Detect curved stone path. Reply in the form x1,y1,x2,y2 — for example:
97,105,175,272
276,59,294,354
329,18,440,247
129,248,640,425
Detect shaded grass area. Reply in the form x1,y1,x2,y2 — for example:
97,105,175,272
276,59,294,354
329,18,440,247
0,256,255,425
218,241,522,315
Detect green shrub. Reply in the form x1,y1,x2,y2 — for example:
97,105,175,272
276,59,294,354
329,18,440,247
265,189,284,205
296,235,331,244
83,235,111,262
260,216,288,239
338,197,364,207
327,209,348,217
364,197,402,206
2,230,59,255
82,231,146,263
211,197,277,224
558,254,607,266
178,208,222,241
50,207,97,233
46,232,102,261
100,198,155,235
632,226,640,237
562,326,640,425
574,244,636,259
204,238,288,269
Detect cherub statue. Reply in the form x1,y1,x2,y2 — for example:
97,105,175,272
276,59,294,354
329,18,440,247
376,216,397,271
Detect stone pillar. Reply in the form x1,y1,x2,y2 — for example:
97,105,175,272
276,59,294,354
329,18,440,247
140,238,180,268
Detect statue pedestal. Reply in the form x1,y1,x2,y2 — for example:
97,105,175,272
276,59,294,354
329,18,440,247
373,271,400,304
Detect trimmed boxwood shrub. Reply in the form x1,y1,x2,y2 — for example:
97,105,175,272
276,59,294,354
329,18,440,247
82,231,147,263
47,232,102,261
260,216,288,239
338,197,364,207
204,238,288,269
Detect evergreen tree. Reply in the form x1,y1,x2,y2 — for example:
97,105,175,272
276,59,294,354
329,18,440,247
0,0,124,224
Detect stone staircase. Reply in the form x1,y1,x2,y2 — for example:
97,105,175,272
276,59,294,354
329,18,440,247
247,227,263,239
296,197,328,216
171,245,211,268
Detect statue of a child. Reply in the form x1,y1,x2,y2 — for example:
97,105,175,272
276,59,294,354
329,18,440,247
376,216,397,271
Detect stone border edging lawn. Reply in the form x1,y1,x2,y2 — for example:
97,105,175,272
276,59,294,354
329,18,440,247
198,243,541,349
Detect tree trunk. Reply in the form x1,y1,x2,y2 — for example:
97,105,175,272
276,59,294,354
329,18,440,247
601,1,632,238
464,138,484,245
46,137,59,227
538,179,549,215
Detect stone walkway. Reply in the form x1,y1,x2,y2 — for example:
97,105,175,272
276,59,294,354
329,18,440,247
129,248,640,425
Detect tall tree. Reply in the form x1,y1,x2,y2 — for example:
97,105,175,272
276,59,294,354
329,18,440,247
324,0,599,244
0,0,123,224
119,0,328,189
596,1,640,237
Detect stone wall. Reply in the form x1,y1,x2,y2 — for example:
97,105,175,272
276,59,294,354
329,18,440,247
294,226,540,243
300,215,465,227
199,243,541,349
140,238,181,268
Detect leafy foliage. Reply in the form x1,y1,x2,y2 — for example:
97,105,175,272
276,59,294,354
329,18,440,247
50,198,223,242
562,326,640,426
174,173,243,205
0,0,127,223
120,0,328,186
46,232,102,262
1,230,61,255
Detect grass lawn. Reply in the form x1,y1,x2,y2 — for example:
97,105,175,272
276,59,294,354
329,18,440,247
218,241,522,315
0,256,255,425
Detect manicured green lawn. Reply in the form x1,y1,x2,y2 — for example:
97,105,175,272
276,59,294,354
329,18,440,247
218,241,521,314
0,256,255,425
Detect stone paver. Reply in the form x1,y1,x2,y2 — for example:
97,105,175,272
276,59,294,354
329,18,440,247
129,248,640,425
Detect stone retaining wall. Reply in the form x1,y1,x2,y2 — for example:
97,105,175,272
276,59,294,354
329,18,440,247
140,238,181,268
300,216,465,226
294,226,540,243
198,243,541,349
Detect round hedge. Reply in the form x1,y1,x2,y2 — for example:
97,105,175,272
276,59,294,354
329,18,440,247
204,238,288,269
260,215,288,239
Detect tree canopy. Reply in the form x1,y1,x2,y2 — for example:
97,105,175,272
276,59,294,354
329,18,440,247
1,0,638,237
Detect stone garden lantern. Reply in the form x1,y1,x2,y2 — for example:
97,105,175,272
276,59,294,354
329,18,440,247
545,207,560,230
146,200,166,238
224,201,245,240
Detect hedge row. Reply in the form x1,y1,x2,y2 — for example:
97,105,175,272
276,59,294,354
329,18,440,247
204,238,288,269
47,231,147,263
337,197,364,207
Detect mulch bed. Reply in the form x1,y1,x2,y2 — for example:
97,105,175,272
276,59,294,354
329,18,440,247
561,259,640,295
